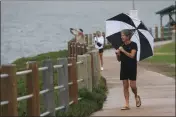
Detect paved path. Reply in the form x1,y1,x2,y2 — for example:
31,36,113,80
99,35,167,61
91,40,175,116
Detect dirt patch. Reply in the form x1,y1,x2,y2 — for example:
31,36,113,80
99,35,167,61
138,61,175,79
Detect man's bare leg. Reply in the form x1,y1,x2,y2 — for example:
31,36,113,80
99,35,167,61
130,80,137,97
130,80,141,107
123,80,129,107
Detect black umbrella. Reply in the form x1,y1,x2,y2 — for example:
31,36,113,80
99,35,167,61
106,13,154,61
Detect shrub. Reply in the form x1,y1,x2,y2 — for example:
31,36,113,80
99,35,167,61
56,76,108,117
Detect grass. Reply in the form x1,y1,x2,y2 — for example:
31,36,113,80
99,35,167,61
56,76,108,117
145,42,175,64
12,49,68,71
104,44,112,50
146,55,175,64
154,42,175,53
141,42,175,78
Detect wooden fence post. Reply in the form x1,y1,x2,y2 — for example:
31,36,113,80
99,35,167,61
85,34,88,46
71,42,74,58
77,43,81,55
84,44,87,54
82,44,84,55
57,58,69,111
71,42,76,60
42,59,56,116
79,44,83,55
161,26,164,39
87,51,96,88
88,50,101,88
68,42,71,57
93,51,99,87
1,64,18,116
155,26,158,39
70,42,73,58
68,57,78,104
26,61,40,116
88,34,93,45
77,43,79,55
95,50,101,82
71,42,74,57
77,55,88,89
85,54,93,92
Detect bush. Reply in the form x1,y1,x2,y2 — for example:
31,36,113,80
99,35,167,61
104,44,112,50
56,76,108,117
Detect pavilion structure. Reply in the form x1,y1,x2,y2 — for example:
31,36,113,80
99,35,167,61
155,3,176,40
156,4,176,28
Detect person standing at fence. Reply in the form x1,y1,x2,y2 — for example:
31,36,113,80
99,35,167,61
94,31,104,71
115,29,141,110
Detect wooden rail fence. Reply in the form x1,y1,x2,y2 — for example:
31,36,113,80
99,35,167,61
0,39,101,116
152,26,174,41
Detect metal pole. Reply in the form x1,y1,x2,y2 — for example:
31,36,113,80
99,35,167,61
132,0,135,10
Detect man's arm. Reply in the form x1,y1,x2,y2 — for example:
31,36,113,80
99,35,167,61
116,49,121,62
122,49,136,59
119,43,137,59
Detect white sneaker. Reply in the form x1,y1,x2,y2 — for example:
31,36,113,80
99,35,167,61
101,67,104,71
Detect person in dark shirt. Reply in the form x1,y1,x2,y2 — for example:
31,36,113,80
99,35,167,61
115,29,141,110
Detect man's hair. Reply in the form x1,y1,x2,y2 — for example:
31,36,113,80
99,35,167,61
96,31,101,35
121,29,133,39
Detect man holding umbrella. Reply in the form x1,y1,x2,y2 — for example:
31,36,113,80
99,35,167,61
116,29,141,110
106,13,154,110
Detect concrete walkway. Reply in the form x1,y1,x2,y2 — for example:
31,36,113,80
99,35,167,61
91,40,175,116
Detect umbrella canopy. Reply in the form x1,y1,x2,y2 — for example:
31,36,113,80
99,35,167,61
106,13,154,61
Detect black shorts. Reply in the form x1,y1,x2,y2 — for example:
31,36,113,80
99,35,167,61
120,64,137,81
99,49,103,53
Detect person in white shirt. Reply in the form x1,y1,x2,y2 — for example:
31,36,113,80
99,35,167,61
94,31,105,71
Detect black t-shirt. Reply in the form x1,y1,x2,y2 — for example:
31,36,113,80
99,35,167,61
120,41,138,68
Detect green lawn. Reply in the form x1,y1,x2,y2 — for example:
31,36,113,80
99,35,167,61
141,42,175,78
154,42,175,53
12,50,68,71
145,42,175,64
146,55,175,64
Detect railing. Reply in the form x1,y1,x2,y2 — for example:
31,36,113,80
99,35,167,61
150,26,174,40
67,40,87,60
162,27,174,39
68,31,111,60
0,30,109,116
0,50,101,116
